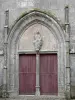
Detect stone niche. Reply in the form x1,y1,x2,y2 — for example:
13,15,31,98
19,23,58,52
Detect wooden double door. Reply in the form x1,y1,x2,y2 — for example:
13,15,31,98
19,54,58,95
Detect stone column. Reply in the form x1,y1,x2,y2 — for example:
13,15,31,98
35,52,40,95
33,32,43,95
2,10,9,98
65,6,71,99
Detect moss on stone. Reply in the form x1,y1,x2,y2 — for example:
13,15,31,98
9,8,64,34
15,8,58,25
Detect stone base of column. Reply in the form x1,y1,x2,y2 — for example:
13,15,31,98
2,84,9,98
35,86,40,96
65,85,70,100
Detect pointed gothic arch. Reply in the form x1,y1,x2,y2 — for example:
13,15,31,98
6,10,69,99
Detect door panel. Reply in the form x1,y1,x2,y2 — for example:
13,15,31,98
19,54,58,95
19,54,36,94
40,54,58,95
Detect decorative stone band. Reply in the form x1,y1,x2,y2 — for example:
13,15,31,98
35,86,40,88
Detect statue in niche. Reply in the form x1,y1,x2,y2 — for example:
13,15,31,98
33,32,43,52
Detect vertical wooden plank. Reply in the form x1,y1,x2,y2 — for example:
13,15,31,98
40,54,58,95
19,54,36,94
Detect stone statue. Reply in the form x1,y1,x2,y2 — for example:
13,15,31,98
33,32,43,52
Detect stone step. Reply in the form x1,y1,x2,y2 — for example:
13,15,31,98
0,96,66,100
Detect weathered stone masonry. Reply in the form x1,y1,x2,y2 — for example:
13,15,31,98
0,0,75,100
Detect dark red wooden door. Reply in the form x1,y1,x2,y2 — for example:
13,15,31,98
19,54,36,95
40,54,58,95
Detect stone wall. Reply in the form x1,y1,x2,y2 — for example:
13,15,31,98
0,0,75,98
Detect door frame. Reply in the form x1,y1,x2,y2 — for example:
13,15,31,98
6,10,67,98
18,51,58,96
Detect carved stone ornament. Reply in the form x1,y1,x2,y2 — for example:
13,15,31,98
33,32,43,52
